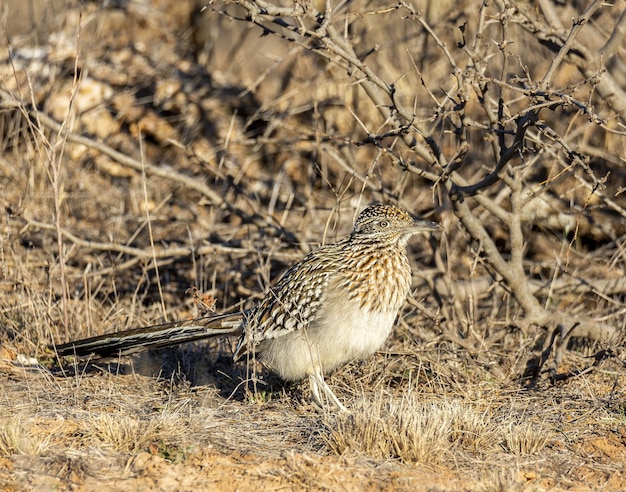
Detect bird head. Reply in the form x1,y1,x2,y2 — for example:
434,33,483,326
351,203,441,245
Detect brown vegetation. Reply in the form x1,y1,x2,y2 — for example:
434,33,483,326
1,0,625,490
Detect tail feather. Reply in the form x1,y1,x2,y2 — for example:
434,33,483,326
52,312,243,358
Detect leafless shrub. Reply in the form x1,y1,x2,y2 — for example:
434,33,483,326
2,0,623,381
204,0,626,380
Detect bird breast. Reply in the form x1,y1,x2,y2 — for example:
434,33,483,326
339,244,412,313
255,244,412,382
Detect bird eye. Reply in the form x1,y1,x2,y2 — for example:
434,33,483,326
379,220,389,228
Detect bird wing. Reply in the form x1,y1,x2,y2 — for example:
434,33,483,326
233,245,341,359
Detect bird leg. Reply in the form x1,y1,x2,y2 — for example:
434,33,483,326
308,372,347,412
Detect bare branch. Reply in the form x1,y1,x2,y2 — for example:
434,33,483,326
540,0,604,86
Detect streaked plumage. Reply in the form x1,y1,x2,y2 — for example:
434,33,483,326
53,203,440,410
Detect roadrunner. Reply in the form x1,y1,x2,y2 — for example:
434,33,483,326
53,203,440,410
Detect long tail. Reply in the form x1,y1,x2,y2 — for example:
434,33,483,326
51,312,243,358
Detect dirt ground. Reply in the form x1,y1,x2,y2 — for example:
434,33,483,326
1,342,626,491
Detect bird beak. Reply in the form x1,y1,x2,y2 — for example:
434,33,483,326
412,219,442,233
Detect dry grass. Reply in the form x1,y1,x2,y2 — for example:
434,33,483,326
323,390,554,464
1,360,624,490
327,396,487,462
1,0,626,490
0,417,52,457
86,412,175,454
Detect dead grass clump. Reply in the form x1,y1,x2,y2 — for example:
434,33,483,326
502,421,550,456
323,392,551,464
85,412,180,454
0,416,51,457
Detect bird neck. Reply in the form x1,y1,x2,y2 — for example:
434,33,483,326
337,237,412,313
